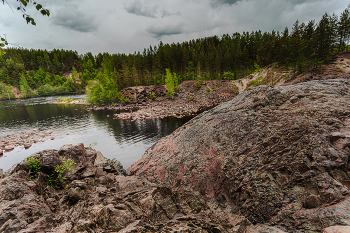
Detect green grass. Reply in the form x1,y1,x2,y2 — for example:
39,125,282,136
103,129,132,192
149,92,156,100
57,96,74,102
247,76,264,88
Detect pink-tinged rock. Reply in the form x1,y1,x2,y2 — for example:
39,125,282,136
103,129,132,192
24,143,32,149
245,224,286,232
322,226,350,233
4,145,14,151
33,128,38,131
45,130,52,135
128,79,350,231
0,150,3,156
96,186,107,193
40,139,45,142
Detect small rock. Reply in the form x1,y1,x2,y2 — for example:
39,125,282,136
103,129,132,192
4,145,14,151
321,226,350,233
24,143,32,149
45,130,52,135
33,128,38,131
96,186,107,193
330,132,346,141
51,137,55,140
328,148,339,160
68,187,82,205
71,180,87,190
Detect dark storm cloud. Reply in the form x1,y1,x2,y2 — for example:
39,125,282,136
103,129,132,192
146,24,183,38
124,1,157,18
51,8,97,32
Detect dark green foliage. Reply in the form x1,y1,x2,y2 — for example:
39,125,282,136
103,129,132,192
0,82,15,100
37,84,70,96
86,59,123,106
27,157,41,179
19,74,37,98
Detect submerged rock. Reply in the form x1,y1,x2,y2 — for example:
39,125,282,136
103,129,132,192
128,79,350,232
4,145,14,151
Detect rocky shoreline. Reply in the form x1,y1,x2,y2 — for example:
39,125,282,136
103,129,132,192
0,129,57,156
88,80,239,121
0,143,284,232
1,143,349,232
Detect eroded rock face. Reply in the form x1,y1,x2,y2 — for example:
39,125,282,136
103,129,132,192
1,143,270,233
128,79,350,232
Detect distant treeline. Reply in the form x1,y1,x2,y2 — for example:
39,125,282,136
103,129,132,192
1,9,350,99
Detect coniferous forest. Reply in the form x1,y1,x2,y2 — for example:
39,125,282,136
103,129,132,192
1,10,350,104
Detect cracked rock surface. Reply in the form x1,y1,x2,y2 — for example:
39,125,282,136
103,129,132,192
129,79,350,232
0,143,280,233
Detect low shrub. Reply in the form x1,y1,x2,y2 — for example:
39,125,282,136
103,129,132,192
27,157,41,179
57,96,74,102
47,157,76,188
149,92,156,100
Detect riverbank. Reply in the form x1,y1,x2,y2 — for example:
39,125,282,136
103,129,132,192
0,129,57,155
87,54,350,121
88,80,239,121
5,53,350,123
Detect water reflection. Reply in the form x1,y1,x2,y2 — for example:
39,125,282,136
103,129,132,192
0,95,191,170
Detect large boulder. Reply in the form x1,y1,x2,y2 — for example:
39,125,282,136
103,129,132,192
128,79,350,232
1,143,268,232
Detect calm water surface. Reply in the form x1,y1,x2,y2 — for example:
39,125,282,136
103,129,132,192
0,95,191,170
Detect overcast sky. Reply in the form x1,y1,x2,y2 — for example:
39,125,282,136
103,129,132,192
0,0,348,55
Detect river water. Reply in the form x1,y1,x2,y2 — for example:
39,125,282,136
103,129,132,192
0,95,191,171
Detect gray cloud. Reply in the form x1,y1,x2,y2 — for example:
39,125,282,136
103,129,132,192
146,24,183,38
1,0,347,55
161,10,180,18
124,1,157,18
210,0,312,7
51,8,97,32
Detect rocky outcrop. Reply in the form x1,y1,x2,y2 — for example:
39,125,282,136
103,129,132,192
1,143,284,233
128,79,350,232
